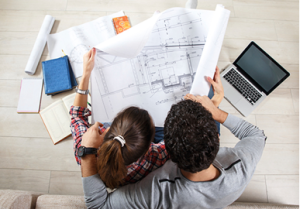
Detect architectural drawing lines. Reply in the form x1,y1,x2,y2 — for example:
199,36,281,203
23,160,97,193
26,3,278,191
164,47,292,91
91,8,219,126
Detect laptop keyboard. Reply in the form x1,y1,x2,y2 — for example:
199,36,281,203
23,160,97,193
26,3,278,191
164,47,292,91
223,69,262,105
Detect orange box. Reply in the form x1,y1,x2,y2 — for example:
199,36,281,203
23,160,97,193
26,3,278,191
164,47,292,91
113,16,131,34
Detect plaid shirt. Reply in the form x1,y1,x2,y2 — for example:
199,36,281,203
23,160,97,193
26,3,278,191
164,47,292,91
69,105,170,185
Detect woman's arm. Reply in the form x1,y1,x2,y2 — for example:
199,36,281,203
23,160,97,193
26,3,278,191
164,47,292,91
73,48,96,107
70,48,97,165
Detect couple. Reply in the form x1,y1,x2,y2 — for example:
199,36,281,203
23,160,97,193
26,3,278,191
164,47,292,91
70,48,266,209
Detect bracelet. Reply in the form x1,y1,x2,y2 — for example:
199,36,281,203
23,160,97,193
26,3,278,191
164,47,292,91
76,87,89,95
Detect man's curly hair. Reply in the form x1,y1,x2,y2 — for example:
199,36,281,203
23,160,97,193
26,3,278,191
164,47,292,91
164,99,219,173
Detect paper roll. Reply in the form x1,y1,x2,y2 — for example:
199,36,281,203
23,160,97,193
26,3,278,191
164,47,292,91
190,5,230,96
25,15,55,75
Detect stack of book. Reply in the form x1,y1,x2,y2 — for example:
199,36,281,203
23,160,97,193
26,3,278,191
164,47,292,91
40,55,78,144
42,55,77,95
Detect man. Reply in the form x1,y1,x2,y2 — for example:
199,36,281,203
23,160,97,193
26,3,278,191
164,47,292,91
80,66,266,209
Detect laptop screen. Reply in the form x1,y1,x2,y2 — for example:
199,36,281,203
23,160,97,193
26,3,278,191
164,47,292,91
234,42,290,95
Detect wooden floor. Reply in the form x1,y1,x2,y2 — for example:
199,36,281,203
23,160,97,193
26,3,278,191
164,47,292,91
0,0,298,205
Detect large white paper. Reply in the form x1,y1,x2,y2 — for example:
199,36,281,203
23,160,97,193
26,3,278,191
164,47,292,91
47,11,124,78
25,15,55,75
94,13,161,58
17,78,43,113
91,6,230,126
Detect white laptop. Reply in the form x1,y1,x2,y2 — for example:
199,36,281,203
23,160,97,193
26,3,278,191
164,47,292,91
220,41,290,117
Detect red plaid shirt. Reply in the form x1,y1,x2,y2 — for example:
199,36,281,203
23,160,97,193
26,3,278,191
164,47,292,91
69,105,170,185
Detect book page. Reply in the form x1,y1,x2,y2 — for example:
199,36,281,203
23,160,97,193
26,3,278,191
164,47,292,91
40,100,71,144
62,93,76,112
62,93,93,124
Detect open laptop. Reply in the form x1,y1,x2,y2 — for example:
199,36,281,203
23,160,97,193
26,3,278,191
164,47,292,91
220,41,290,117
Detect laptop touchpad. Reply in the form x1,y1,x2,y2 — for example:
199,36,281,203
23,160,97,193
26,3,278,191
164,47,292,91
225,87,242,104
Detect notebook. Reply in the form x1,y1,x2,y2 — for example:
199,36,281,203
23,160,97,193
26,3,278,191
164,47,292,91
42,55,77,95
17,78,43,113
220,41,290,117
113,16,131,34
39,93,76,145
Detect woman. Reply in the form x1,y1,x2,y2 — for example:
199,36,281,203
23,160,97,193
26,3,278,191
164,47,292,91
70,48,169,189
97,106,156,189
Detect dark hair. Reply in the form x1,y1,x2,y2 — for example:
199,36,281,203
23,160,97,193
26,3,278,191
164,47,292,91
164,100,219,173
97,106,155,189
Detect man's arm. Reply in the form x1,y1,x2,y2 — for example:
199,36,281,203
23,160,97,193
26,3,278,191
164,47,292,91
223,114,266,166
80,121,110,208
185,95,266,169
184,94,228,124
206,66,224,107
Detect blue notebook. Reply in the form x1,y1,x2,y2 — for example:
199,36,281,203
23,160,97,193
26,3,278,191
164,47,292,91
42,56,77,95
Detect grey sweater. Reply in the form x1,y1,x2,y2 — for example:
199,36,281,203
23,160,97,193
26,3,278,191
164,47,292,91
82,114,266,209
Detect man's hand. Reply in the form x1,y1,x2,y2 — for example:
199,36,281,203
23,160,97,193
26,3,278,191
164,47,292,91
83,48,96,78
184,94,228,123
206,66,224,107
81,122,109,148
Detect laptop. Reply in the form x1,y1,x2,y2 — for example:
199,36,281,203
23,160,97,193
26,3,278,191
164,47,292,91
220,41,290,117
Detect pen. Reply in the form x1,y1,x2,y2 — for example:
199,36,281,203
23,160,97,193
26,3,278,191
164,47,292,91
61,49,67,56
87,102,92,107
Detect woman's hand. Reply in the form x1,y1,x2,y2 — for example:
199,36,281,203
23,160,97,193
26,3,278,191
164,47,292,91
81,122,109,148
83,48,96,78
206,66,224,107
73,48,96,107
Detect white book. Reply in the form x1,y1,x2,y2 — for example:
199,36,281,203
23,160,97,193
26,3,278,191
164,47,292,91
17,78,43,113
40,93,76,145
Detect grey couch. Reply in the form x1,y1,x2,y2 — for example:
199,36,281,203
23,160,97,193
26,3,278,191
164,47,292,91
0,189,298,209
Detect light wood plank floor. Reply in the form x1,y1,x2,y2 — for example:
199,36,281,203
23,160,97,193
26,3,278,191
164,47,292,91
0,0,298,205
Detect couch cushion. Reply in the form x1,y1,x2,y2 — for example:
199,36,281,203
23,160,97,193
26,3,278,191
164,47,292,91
36,195,86,209
226,202,299,209
0,190,33,209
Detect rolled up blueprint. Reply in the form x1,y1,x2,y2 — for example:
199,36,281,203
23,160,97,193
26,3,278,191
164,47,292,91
190,5,230,96
25,15,55,75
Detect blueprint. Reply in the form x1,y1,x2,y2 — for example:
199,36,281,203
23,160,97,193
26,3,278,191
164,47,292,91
47,11,124,78
91,6,230,126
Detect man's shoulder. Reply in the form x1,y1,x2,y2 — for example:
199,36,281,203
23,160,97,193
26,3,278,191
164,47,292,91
215,147,255,181
153,160,177,175
142,159,179,182
215,147,242,171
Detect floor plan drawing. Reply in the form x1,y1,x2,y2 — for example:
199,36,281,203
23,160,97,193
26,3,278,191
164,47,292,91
143,9,208,48
91,8,219,126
